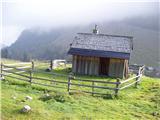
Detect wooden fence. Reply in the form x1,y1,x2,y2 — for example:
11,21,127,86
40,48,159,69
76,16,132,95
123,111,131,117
0,62,145,97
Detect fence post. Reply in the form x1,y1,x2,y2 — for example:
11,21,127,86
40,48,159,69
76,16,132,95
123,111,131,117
64,61,67,68
68,73,73,94
115,79,120,97
29,70,32,85
135,67,141,88
0,62,4,80
31,60,34,70
50,60,53,70
141,65,145,75
92,81,94,96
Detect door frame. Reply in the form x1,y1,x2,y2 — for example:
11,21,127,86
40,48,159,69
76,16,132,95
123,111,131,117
99,57,110,76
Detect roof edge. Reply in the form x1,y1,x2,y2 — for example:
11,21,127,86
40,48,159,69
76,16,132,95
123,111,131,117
77,32,133,39
68,48,130,59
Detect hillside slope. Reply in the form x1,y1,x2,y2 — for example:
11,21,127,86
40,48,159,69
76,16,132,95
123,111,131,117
3,14,159,67
1,59,160,120
1,76,160,120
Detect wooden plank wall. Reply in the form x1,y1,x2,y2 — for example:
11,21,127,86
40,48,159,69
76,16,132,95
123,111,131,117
78,56,81,73
72,55,128,78
72,55,99,75
72,55,77,73
124,60,129,78
94,57,99,75
108,58,125,78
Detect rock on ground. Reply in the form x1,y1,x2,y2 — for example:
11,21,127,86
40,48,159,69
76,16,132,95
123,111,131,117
21,105,31,113
25,96,32,100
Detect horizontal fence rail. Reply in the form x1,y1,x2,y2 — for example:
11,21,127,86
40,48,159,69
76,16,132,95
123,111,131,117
0,61,145,97
72,77,120,84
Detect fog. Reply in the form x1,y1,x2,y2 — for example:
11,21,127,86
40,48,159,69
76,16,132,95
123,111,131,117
1,0,159,45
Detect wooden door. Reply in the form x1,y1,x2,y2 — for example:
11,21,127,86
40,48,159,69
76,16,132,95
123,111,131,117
99,57,110,75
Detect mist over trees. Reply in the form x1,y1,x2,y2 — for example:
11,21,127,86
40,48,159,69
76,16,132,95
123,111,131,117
2,14,159,68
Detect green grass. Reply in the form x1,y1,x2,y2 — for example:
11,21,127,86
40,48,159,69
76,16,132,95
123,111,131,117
1,59,160,120
1,58,21,64
1,76,160,120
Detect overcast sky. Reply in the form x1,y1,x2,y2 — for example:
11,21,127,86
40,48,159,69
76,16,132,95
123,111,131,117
1,0,159,46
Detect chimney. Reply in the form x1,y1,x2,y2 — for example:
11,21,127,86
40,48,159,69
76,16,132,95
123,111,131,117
93,24,99,34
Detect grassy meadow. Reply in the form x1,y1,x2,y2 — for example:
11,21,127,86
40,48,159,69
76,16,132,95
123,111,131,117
1,59,160,120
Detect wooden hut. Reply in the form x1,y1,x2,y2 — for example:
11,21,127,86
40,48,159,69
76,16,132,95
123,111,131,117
68,26,133,78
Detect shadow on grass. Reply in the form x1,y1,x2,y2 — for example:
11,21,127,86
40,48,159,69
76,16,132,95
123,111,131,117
3,79,29,87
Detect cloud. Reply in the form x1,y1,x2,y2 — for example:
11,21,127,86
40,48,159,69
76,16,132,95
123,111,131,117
2,25,24,45
1,0,159,45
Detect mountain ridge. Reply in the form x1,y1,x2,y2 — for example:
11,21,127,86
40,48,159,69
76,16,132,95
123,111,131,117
2,14,159,68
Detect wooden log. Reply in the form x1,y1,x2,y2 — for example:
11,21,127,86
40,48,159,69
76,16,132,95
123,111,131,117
108,58,125,78
17,66,31,69
93,57,96,75
135,66,142,87
120,59,125,78
70,82,116,90
116,59,124,78
67,74,72,94
95,57,99,75
82,56,85,74
90,57,94,75
84,56,88,75
78,56,82,74
118,60,123,78
114,59,119,77
1,63,3,78
135,73,139,88
0,63,5,80
80,56,84,74
81,56,84,74
72,78,120,84
32,61,34,70
120,80,140,90
89,57,92,75
2,69,30,78
72,55,77,73
29,71,32,85
123,59,126,78
50,60,53,70
2,65,29,72
87,57,90,75
92,81,94,96
108,58,114,77
76,56,79,73
115,79,120,96
79,56,82,74
3,68,13,71
72,56,74,72
140,65,145,75
120,75,139,84
94,57,99,75
125,60,129,78
15,71,26,74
